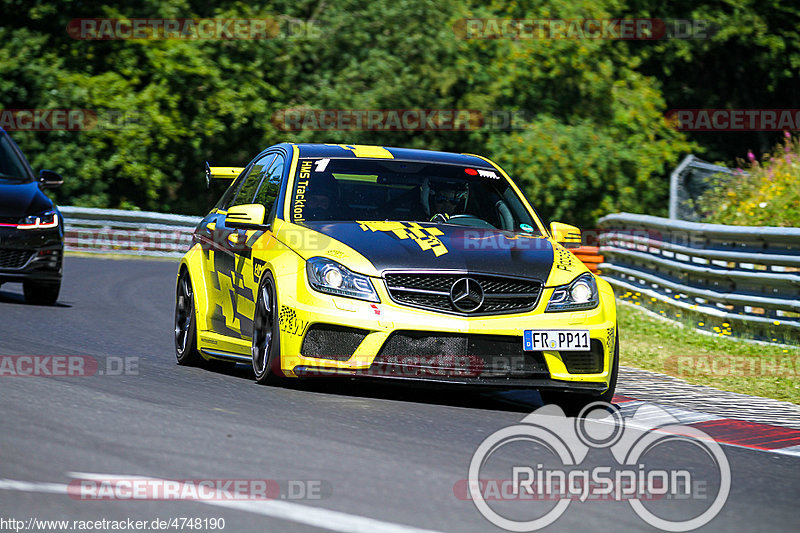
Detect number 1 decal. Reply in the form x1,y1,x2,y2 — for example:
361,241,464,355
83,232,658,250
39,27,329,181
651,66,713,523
314,158,330,172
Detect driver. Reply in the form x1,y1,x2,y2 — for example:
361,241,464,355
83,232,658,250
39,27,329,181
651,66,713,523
422,179,468,221
305,175,338,221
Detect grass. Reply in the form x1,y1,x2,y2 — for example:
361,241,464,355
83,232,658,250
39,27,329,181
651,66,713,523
618,303,800,404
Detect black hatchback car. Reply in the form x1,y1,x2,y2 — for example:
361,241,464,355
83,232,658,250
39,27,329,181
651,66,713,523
0,128,65,304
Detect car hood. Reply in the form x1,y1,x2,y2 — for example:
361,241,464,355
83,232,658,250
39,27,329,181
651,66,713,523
289,220,562,282
0,179,53,217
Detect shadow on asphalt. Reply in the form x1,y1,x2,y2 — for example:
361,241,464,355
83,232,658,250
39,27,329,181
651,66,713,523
203,361,589,414
0,288,72,308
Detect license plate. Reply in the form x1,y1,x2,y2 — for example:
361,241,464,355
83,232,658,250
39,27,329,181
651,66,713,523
523,330,590,351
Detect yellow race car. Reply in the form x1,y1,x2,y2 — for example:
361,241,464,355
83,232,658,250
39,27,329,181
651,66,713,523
175,143,618,406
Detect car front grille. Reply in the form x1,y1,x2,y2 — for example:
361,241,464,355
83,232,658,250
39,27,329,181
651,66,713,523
383,272,542,316
560,340,605,374
372,331,549,378
0,249,34,269
0,216,20,225
300,324,369,361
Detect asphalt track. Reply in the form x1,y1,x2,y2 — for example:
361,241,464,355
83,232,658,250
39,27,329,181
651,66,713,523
0,257,798,532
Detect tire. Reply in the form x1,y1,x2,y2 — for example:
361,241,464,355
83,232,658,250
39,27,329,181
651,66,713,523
251,272,282,385
174,270,203,366
541,329,619,414
23,280,61,306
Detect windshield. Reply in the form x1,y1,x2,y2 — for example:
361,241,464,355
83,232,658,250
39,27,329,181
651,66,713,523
289,158,540,232
0,133,33,182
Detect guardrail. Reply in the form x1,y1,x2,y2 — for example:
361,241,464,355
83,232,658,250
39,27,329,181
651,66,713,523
61,206,201,258
598,213,800,345
63,208,797,344
61,206,606,267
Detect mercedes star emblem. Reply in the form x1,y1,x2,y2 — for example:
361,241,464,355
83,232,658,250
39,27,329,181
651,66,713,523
450,277,485,313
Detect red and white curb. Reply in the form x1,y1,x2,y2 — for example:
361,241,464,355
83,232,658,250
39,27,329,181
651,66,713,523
617,367,800,430
613,394,800,457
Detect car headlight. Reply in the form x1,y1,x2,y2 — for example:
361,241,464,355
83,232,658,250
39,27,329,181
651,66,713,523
306,257,379,302
545,273,599,312
18,210,59,230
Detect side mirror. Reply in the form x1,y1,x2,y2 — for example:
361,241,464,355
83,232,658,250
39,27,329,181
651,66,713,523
38,169,63,189
549,221,582,249
225,204,267,229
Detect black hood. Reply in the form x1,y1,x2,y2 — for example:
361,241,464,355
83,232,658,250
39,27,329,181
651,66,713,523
303,221,555,281
0,179,54,217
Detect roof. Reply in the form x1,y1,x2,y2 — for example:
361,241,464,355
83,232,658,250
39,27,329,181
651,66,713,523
287,143,496,167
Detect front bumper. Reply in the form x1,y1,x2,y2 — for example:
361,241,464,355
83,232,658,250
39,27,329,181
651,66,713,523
274,270,617,392
0,225,64,284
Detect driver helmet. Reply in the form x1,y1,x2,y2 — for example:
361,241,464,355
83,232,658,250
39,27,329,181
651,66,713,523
421,178,469,216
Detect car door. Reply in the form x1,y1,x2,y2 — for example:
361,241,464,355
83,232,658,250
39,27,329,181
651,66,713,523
232,152,287,339
203,152,276,339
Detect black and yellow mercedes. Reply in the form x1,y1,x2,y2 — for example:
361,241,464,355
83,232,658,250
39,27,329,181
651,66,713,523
175,143,618,406
0,128,64,305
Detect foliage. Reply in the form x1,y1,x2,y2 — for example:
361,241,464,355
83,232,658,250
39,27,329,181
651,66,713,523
0,0,796,228
625,0,800,162
696,133,800,227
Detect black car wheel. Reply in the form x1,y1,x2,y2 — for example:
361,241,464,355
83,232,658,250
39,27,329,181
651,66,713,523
252,273,281,385
23,280,60,306
175,270,203,366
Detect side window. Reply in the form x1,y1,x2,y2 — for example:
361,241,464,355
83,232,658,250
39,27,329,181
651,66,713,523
230,153,276,207
253,153,285,218
215,168,250,211
0,134,32,180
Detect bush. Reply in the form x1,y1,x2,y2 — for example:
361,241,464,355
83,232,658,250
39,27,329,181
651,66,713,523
697,133,800,227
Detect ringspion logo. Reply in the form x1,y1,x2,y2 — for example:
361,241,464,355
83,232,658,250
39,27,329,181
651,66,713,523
465,402,730,531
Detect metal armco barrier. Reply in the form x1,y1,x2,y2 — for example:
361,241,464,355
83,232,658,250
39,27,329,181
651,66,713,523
60,206,202,258
598,213,800,345
61,206,608,269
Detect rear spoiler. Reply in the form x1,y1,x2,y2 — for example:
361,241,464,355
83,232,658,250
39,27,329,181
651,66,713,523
205,161,244,186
